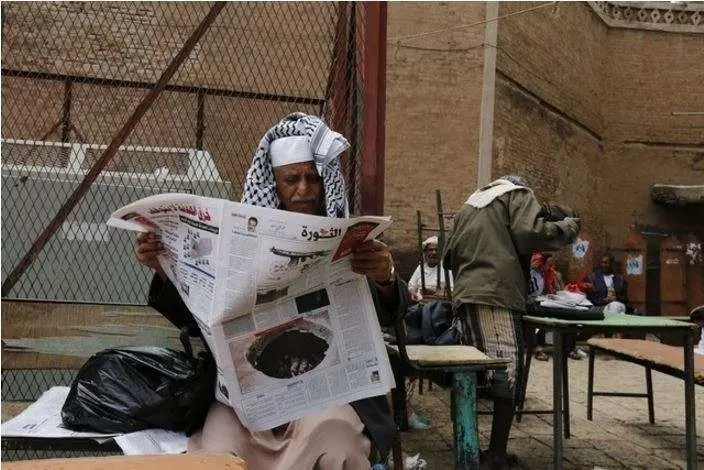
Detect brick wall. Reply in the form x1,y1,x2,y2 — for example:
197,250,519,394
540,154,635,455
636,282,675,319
1,2,337,93
384,2,486,277
492,2,608,278
601,27,704,245
491,2,704,282
1,76,64,141
493,75,605,279
496,2,606,135
1,2,339,200
3,2,703,286
599,143,704,246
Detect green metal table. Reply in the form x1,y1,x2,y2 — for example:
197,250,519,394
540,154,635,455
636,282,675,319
522,314,699,470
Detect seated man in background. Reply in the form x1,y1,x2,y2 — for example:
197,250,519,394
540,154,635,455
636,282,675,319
543,253,564,294
528,252,585,360
587,252,629,308
528,253,550,361
408,236,454,301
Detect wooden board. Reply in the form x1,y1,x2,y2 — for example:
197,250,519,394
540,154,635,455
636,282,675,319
387,344,509,367
587,338,704,383
2,453,247,470
1,301,183,369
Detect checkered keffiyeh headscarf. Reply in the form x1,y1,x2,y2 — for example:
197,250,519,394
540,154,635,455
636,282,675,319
241,113,350,218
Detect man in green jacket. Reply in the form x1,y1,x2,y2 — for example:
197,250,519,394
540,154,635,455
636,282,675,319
445,174,580,469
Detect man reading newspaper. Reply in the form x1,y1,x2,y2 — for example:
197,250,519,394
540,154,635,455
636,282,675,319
134,113,407,469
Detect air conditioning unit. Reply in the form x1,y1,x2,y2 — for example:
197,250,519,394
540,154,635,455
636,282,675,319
1,138,233,304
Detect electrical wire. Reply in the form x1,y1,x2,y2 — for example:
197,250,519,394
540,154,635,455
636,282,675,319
388,2,557,45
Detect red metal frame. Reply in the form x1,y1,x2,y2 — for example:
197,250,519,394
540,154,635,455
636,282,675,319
359,2,387,216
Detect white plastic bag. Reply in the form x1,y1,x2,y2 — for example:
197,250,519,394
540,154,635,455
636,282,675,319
604,301,626,315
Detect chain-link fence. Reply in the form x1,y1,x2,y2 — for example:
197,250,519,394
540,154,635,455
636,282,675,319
1,1,379,305
1,1,385,461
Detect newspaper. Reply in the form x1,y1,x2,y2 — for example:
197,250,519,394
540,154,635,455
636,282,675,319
107,193,395,431
1,387,188,455
1,387,119,439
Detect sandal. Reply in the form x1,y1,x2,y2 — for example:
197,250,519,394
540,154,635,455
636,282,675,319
534,350,549,361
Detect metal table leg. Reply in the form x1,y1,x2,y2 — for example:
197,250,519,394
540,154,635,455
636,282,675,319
587,347,595,421
552,330,564,470
562,337,571,439
683,333,698,470
453,371,480,469
645,366,655,424
517,327,535,422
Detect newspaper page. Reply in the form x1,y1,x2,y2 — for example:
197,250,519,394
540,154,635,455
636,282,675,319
107,193,395,431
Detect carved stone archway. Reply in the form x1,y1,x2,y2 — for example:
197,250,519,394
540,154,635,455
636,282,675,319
589,1,704,33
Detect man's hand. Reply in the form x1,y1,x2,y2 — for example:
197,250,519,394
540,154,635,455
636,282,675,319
351,240,395,286
409,289,423,302
545,201,579,219
135,232,166,280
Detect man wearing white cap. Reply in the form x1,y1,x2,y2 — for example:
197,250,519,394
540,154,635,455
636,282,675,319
136,113,406,469
408,235,454,301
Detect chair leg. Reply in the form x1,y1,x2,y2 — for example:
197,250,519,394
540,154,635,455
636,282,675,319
587,347,595,421
645,365,655,424
390,356,408,430
452,371,480,469
392,430,404,470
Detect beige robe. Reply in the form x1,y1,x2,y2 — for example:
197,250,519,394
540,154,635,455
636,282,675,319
187,402,371,470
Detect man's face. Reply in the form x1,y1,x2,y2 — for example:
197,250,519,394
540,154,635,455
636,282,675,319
274,162,323,215
601,256,613,274
545,256,555,269
424,243,439,267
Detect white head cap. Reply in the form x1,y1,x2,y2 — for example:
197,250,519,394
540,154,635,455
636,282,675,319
422,236,438,249
269,136,314,168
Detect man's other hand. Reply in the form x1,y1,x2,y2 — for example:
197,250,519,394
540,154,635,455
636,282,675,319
135,232,166,280
351,240,396,286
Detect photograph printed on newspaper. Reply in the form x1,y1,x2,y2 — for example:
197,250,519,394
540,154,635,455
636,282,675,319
107,193,395,431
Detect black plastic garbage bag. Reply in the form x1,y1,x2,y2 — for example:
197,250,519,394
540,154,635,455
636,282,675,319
61,346,215,434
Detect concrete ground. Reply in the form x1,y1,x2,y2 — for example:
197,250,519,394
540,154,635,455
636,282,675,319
401,354,704,469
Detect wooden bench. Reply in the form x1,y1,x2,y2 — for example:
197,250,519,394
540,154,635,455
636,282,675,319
586,338,704,423
387,340,510,469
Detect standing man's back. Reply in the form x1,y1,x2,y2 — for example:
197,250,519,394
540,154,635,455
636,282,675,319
450,181,579,312
445,175,580,469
